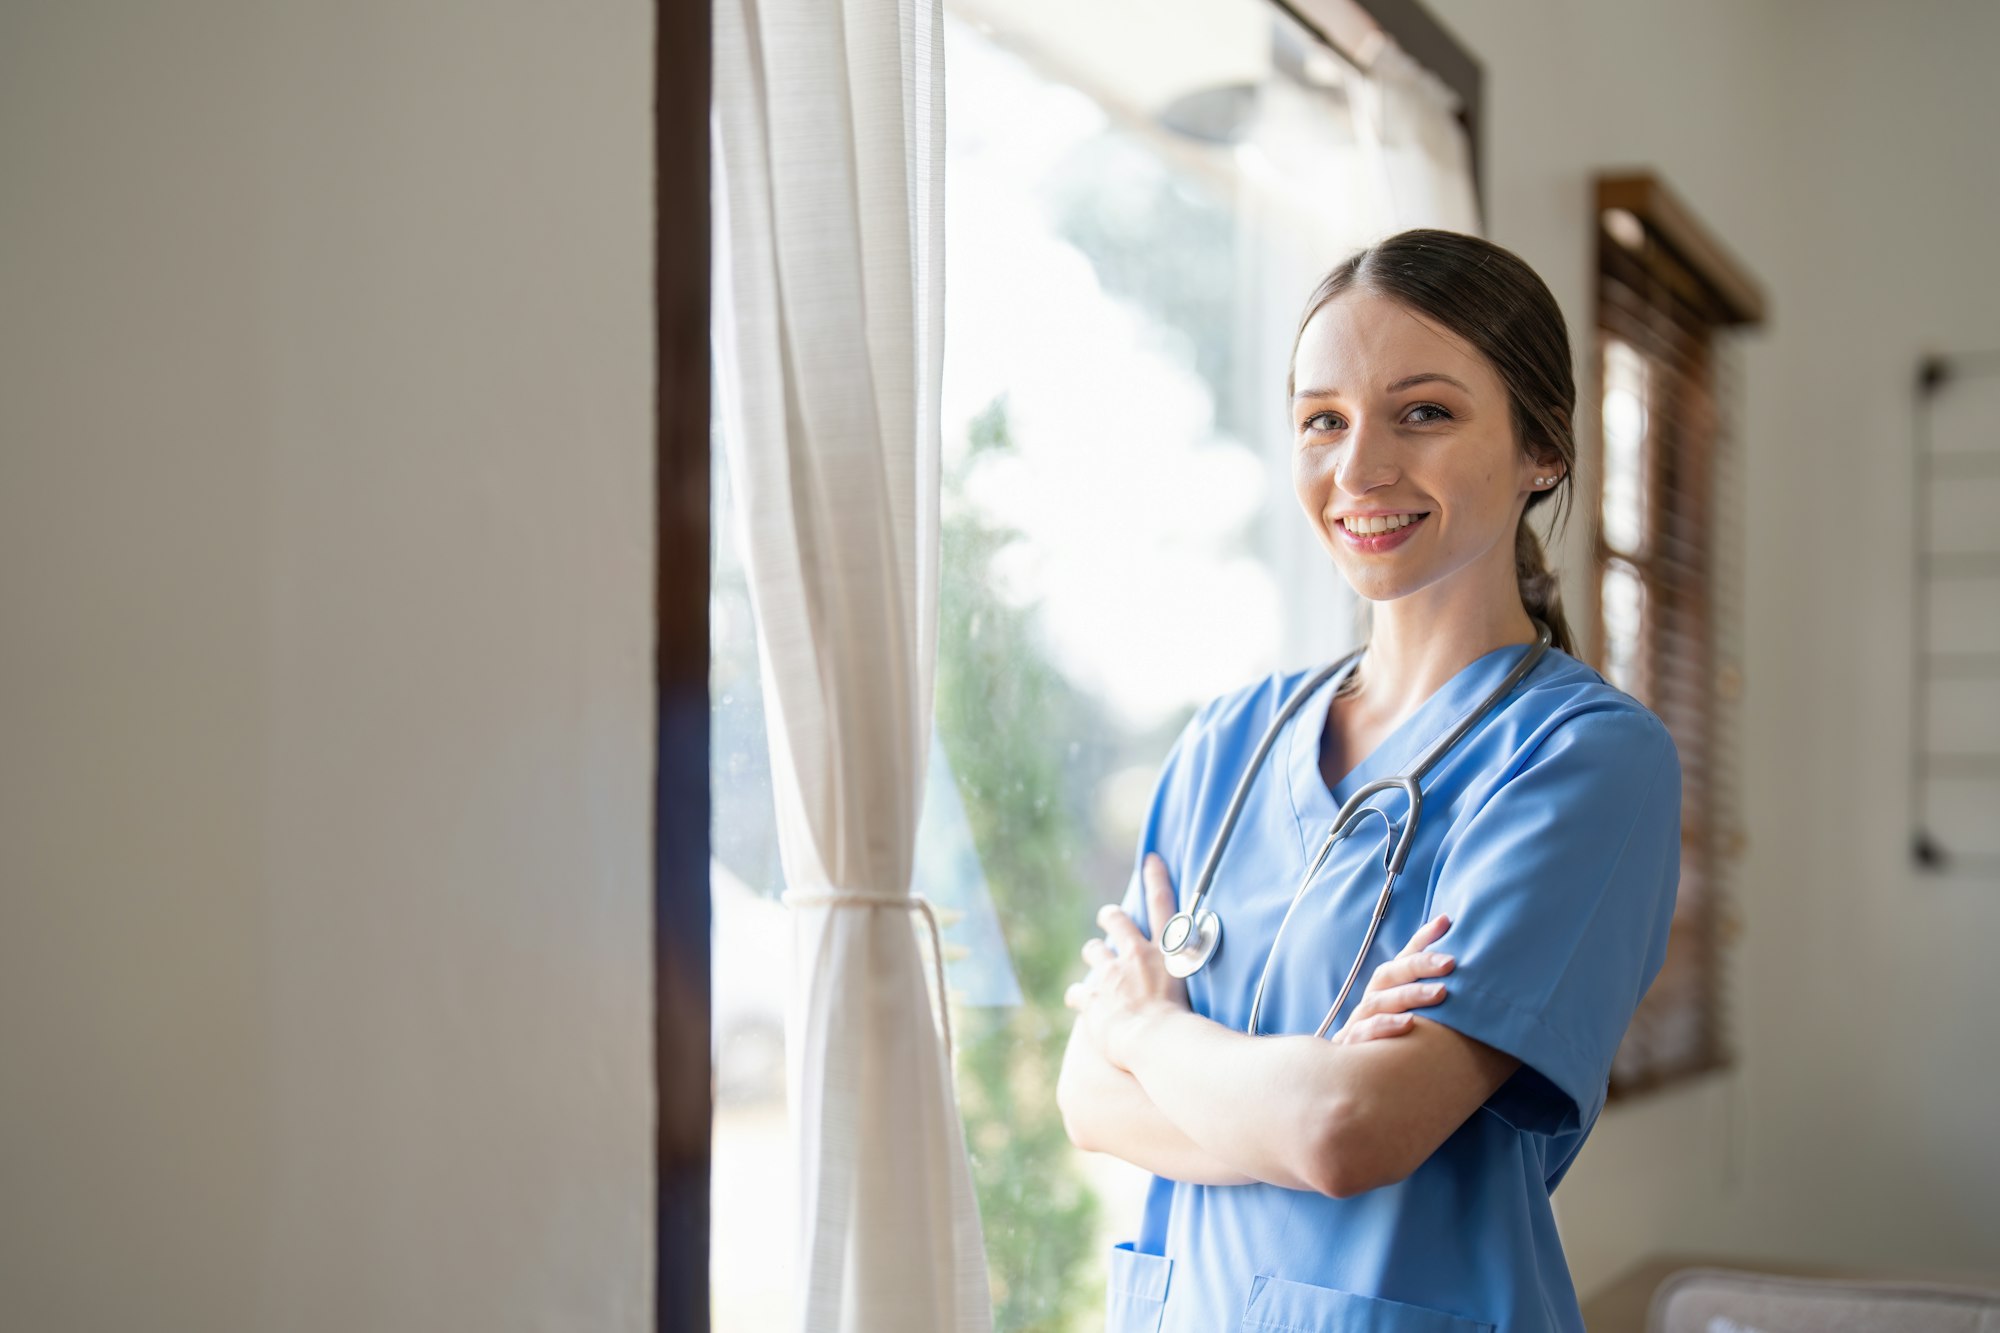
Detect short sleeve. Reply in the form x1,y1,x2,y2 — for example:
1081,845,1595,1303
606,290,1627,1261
1421,706,1683,1138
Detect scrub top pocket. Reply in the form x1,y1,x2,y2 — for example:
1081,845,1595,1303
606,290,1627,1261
1238,1273,1495,1333
1104,1240,1173,1333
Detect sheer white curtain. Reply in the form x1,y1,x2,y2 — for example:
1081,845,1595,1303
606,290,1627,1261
709,0,991,1329
1349,37,1482,234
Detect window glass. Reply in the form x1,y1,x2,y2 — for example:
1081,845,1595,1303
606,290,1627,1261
711,4,1384,1326
1600,556,1646,699
1600,335,1649,557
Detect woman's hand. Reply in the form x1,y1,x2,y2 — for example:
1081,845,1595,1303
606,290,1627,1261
1329,911,1457,1045
1063,853,1190,1070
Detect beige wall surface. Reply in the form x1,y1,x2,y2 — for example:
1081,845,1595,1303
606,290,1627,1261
1427,0,2000,1296
0,3,654,1329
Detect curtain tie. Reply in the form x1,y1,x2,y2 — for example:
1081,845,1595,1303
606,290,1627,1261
781,889,955,1065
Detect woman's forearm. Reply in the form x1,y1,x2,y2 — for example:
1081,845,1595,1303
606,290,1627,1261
1055,1024,1257,1186
1116,1005,1340,1194
1109,999,1525,1200
1064,867,1465,1195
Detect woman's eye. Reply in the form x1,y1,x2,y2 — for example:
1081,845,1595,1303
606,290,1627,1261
1300,404,1452,433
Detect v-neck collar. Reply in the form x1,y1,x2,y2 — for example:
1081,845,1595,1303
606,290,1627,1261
1283,637,1544,839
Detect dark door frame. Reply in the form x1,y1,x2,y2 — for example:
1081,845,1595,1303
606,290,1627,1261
658,0,711,1328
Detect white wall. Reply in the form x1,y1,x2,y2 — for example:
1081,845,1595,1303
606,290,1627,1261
1427,0,2000,1296
0,4,654,1329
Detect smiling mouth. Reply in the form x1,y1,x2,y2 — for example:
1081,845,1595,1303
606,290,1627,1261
1337,511,1431,537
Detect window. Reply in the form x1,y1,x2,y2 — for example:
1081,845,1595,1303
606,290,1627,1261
1591,174,1765,1095
708,2,1480,1327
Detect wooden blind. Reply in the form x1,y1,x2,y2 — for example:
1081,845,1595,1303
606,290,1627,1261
1592,176,1762,1098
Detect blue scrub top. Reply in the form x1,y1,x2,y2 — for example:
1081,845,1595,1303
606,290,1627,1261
1104,639,1682,1333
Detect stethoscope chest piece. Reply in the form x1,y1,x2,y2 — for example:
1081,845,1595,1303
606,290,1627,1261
1159,907,1220,979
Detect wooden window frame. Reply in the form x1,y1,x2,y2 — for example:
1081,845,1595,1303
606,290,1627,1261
1591,172,1764,1100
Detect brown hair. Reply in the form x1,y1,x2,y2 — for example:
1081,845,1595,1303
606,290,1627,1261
1287,227,1578,664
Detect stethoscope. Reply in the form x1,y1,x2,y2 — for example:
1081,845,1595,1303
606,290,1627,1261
1157,619,1552,1038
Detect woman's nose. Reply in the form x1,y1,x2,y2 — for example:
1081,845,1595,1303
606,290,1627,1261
1335,419,1400,494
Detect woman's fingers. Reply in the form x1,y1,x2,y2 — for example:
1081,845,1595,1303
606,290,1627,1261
1332,1012,1416,1045
1348,979,1448,1025
1365,913,1453,996
1095,901,1148,953
1337,974,1449,1043
1397,911,1452,956
1368,949,1455,996
1142,854,1176,940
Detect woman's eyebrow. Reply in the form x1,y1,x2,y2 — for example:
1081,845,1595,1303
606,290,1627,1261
1292,372,1471,401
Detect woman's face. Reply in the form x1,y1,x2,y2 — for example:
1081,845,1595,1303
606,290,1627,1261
1290,287,1558,607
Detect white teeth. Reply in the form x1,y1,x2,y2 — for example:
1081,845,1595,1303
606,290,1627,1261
1340,512,1426,535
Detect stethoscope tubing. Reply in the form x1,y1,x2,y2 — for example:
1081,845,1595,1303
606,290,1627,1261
1176,651,1360,928
1247,774,1417,1038
1164,620,1553,1038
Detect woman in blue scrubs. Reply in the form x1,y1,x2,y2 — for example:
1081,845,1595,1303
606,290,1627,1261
1057,228,1683,1333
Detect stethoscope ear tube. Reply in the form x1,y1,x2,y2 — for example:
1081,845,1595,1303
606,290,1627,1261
1248,777,1416,1037
1158,620,1553,1039
1157,648,1362,976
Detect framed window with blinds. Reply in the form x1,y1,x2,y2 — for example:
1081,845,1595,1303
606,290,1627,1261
1591,173,1765,1097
